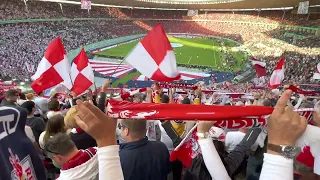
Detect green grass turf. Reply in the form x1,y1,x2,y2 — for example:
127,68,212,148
112,71,141,87
95,37,248,72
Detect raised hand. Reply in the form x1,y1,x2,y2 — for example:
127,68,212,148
101,79,112,93
268,90,307,146
74,101,117,147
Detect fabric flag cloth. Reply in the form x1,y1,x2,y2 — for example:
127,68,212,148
288,85,320,96
125,24,181,82
107,99,274,120
268,56,285,89
250,57,267,78
70,48,94,96
120,88,147,99
170,124,200,167
31,37,72,94
313,62,320,80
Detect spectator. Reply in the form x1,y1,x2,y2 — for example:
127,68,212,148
118,119,171,180
39,114,67,149
44,133,99,180
21,101,46,143
0,89,19,106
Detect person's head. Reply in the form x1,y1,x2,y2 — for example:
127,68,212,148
37,91,44,97
262,99,273,107
118,119,146,142
182,97,191,104
300,101,314,108
5,89,19,103
161,94,169,103
48,100,60,111
44,133,78,168
43,114,67,144
20,93,26,100
26,93,34,101
21,101,36,115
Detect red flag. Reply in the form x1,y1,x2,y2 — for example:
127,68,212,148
125,24,181,82
70,48,94,95
250,57,267,78
268,56,285,89
31,37,72,94
170,124,200,167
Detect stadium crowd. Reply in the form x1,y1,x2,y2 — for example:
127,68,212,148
1,0,319,84
1,78,320,180
1,1,320,180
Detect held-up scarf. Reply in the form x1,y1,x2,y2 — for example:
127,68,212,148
107,99,274,120
107,100,315,127
288,85,320,95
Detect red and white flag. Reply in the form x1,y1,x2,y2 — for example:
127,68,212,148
250,57,267,78
313,62,320,80
170,124,200,167
70,48,94,96
125,24,181,82
31,37,72,94
268,56,285,89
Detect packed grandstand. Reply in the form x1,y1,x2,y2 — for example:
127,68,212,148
0,0,320,180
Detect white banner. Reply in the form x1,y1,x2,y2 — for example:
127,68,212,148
297,1,309,14
81,0,91,10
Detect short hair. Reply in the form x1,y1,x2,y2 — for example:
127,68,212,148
21,101,35,115
263,99,273,107
48,100,60,111
121,119,146,139
45,133,76,156
161,94,169,103
26,93,34,100
300,101,314,108
5,90,18,98
182,97,191,104
37,91,44,96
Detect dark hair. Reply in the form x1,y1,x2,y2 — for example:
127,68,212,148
20,93,26,100
182,97,191,104
161,94,170,103
45,133,76,156
48,100,60,111
43,114,66,144
300,101,314,108
21,101,35,115
5,89,18,98
37,91,44,96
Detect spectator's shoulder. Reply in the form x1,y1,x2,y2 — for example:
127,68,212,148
149,140,168,150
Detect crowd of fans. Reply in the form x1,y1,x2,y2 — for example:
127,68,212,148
0,1,319,82
1,79,320,180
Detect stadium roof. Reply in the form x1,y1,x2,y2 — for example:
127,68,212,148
90,0,320,10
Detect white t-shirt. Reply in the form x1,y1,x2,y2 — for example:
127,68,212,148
34,97,49,115
225,131,245,153
25,126,35,143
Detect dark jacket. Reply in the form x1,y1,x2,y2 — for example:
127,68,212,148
69,131,97,150
120,137,171,180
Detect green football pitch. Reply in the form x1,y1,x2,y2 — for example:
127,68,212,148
95,36,248,72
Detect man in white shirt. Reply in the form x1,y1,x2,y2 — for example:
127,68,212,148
225,128,247,153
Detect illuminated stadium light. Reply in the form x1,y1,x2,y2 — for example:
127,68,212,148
134,0,244,4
